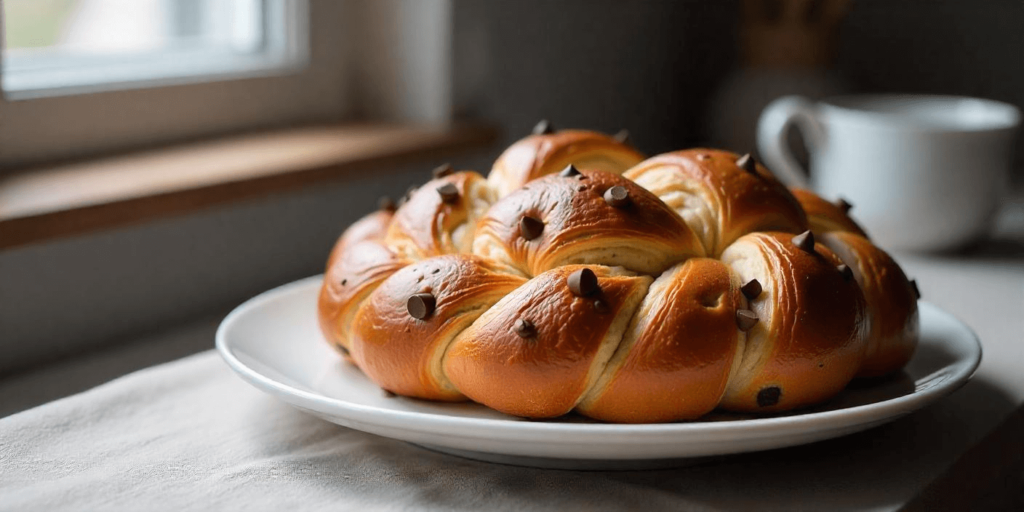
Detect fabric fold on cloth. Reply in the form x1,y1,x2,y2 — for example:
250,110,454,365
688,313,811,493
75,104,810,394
0,350,1010,511
0,352,694,511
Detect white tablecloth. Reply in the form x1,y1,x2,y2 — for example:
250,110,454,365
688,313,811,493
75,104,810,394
0,338,1017,512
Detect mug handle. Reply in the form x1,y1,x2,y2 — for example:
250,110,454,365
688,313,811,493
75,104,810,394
756,95,825,188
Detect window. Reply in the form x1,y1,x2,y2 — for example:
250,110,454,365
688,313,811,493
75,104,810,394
0,1,453,169
3,0,306,98
0,0,350,169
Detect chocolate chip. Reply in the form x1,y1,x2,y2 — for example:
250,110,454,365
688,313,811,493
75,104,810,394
741,279,762,301
532,119,554,135
436,183,460,204
399,185,418,206
736,309,759,331
567,268,599,297
341,279,348,286
835,197,853,213
432,163,454,179
910,279,921,299
604,186,631,208
757,386,781,407
407,293,436,320
513,319,537,338
594,299,609,313
559,164,581,178
613,129,629,144
838,264,854,281
378,196,396,212
519,216,544,240
792,230,816,253
736,153,758,174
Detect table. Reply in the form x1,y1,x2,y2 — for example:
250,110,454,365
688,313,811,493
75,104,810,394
2,227,1022,511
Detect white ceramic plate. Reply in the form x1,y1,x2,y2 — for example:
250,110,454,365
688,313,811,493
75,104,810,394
216,276,981,470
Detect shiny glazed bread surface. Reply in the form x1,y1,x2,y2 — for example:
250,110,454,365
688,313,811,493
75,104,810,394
385,171,497,259
624,149,808,256
791,188,868,238
472,169,704,276
819,232,919,377
488,128,645,197
719,232,868,412
351,254,526,401
315,127,919,423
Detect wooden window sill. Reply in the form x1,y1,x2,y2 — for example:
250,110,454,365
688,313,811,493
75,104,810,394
0,123,498,250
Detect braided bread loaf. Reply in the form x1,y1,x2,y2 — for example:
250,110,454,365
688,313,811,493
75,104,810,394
318,124,920,423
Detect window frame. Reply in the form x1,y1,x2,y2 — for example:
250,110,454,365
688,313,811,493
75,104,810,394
3,0,308,100
0,0,352,170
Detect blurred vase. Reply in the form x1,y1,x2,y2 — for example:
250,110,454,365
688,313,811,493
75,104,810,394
707,0,852,155
709,68,846,154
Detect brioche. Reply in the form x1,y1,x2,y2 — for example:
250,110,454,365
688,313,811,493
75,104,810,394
577,258,745,422
472,169,704,276
385,170,496,259
719,231,868,411
444,265,651,417
488,125,645,197
315,129,919,423
791,188,868,238
819,232,919,377
624,149,807,256
350,254,526,400
325,205,394,268
318,202,408,355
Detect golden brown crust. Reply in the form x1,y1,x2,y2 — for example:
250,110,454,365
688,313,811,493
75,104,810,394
577,258,745,423
488,130,645,197
350,254,526,401
385,171,497,260
318,142,918,423
472,170,704,276
318,239,409,355
820,232,919,377
791,188,869,238
324,209,394,270
719,232,868,412
444,265,651,418
624,149,808,256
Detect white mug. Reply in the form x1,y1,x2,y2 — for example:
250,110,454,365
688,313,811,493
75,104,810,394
757,94,1020,251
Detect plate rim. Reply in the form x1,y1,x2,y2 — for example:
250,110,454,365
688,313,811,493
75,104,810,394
216,275,982,439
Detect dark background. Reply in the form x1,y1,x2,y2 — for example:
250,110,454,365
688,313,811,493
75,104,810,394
456,0,1022,173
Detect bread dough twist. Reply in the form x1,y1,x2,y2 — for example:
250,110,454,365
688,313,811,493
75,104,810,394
317,129,919,423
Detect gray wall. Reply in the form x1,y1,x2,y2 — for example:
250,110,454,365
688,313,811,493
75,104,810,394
0,159,483,376
454,0,734,157
459,0,1022,170
838,0,1022,110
